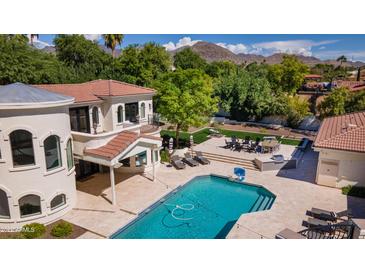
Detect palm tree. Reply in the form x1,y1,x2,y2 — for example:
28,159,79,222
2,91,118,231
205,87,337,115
337,55,347,66
29,34,39,46
102,34,124,58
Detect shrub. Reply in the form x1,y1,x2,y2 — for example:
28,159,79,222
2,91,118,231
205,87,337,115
342,185,365,198
51,221,73,238
160,150,170,163
21,223,46,239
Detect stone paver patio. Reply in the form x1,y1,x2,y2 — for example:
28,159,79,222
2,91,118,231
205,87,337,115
63,143,365,239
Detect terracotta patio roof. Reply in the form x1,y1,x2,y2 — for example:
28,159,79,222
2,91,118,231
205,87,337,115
84,131,161,160
34,79,156,104
314,111,365,153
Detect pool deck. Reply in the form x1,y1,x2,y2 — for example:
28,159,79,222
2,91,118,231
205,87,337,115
63,146,365,239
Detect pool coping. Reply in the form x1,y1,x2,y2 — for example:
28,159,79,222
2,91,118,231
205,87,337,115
109,173,276,239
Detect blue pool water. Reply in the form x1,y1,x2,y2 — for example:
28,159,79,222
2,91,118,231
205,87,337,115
111,175,275,239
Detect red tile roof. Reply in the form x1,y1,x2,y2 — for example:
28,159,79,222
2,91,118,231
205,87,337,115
314,111,365,153
84,131,161,160
34,80,156,103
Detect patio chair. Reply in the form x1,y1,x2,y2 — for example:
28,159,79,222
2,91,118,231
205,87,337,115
275,228,306,239
170,155,186,170
306,208,352,222
302,217,330,228
194,151,210,165
224,139,233,149
183,153,199,167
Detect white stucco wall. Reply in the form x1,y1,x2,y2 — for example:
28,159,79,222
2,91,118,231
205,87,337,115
102,95,154,131
315,148,365,188
0,106,77,229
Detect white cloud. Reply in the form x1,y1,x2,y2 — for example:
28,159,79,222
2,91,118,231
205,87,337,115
163,37,201,51
84,34,101,41
216,42,248,54
252,39,338,57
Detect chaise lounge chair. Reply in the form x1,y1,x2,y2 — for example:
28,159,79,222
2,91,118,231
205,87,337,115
275,228,306,239
194,151,210,165
306,208,352,222
302,217,330,228
183,153,199,167
170,155,186,170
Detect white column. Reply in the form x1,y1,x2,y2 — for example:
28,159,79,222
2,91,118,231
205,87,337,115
152,149,156,182
109,166,117,205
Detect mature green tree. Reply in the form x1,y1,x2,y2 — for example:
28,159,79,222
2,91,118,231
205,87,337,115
112,42,172,86
173,48,207,70
154,69,218,148
286,96,310,128
319,87,349,118
267,64,284,94
345,91,365,113
213,68,274,121
337,55,347,66
205,60,237,78
268,55,308,94
0,35,74,85
102,34,124,58
54,34,112,81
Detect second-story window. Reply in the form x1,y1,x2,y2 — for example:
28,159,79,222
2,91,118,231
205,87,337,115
117,105,124,123
140,103,145,119
92,106,99,126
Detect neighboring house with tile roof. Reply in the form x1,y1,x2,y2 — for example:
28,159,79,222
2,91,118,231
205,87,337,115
0,80,162,229
313,111,365,188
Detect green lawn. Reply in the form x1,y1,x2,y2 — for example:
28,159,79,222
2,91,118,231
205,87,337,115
160,128,301,146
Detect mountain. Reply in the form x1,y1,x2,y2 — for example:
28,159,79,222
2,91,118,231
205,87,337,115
171,41,365,67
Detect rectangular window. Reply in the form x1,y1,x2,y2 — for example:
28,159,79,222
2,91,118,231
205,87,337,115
135,151,147,167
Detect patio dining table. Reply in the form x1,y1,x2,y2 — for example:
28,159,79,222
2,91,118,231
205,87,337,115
261,139,279,153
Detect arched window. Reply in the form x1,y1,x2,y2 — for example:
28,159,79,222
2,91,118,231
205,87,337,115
92,106,99,125
140,103,145,119
50,194,66,210
0,189,10,219
44,135,62,171
66,139,74,171
117,105,124,123
10,130,35,167
149,103,152,111
19,194,41,218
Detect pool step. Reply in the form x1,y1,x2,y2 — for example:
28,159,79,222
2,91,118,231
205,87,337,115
250,195,274,212
194,151,259,171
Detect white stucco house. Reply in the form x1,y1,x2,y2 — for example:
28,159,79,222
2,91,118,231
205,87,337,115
0,80,162,229
313,110,365,188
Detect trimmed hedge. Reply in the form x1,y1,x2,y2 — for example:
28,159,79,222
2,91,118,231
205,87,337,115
342,185,365,198
51,221,73,238
21,223,46,239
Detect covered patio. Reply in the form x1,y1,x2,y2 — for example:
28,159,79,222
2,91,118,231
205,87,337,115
77,130,162,206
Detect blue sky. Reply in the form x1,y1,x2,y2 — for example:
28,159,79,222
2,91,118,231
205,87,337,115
36,34,365,61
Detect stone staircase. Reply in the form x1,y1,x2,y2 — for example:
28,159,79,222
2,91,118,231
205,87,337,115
194,151,259,171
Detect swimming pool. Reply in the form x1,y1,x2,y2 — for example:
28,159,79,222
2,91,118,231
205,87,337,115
111,175,275,239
